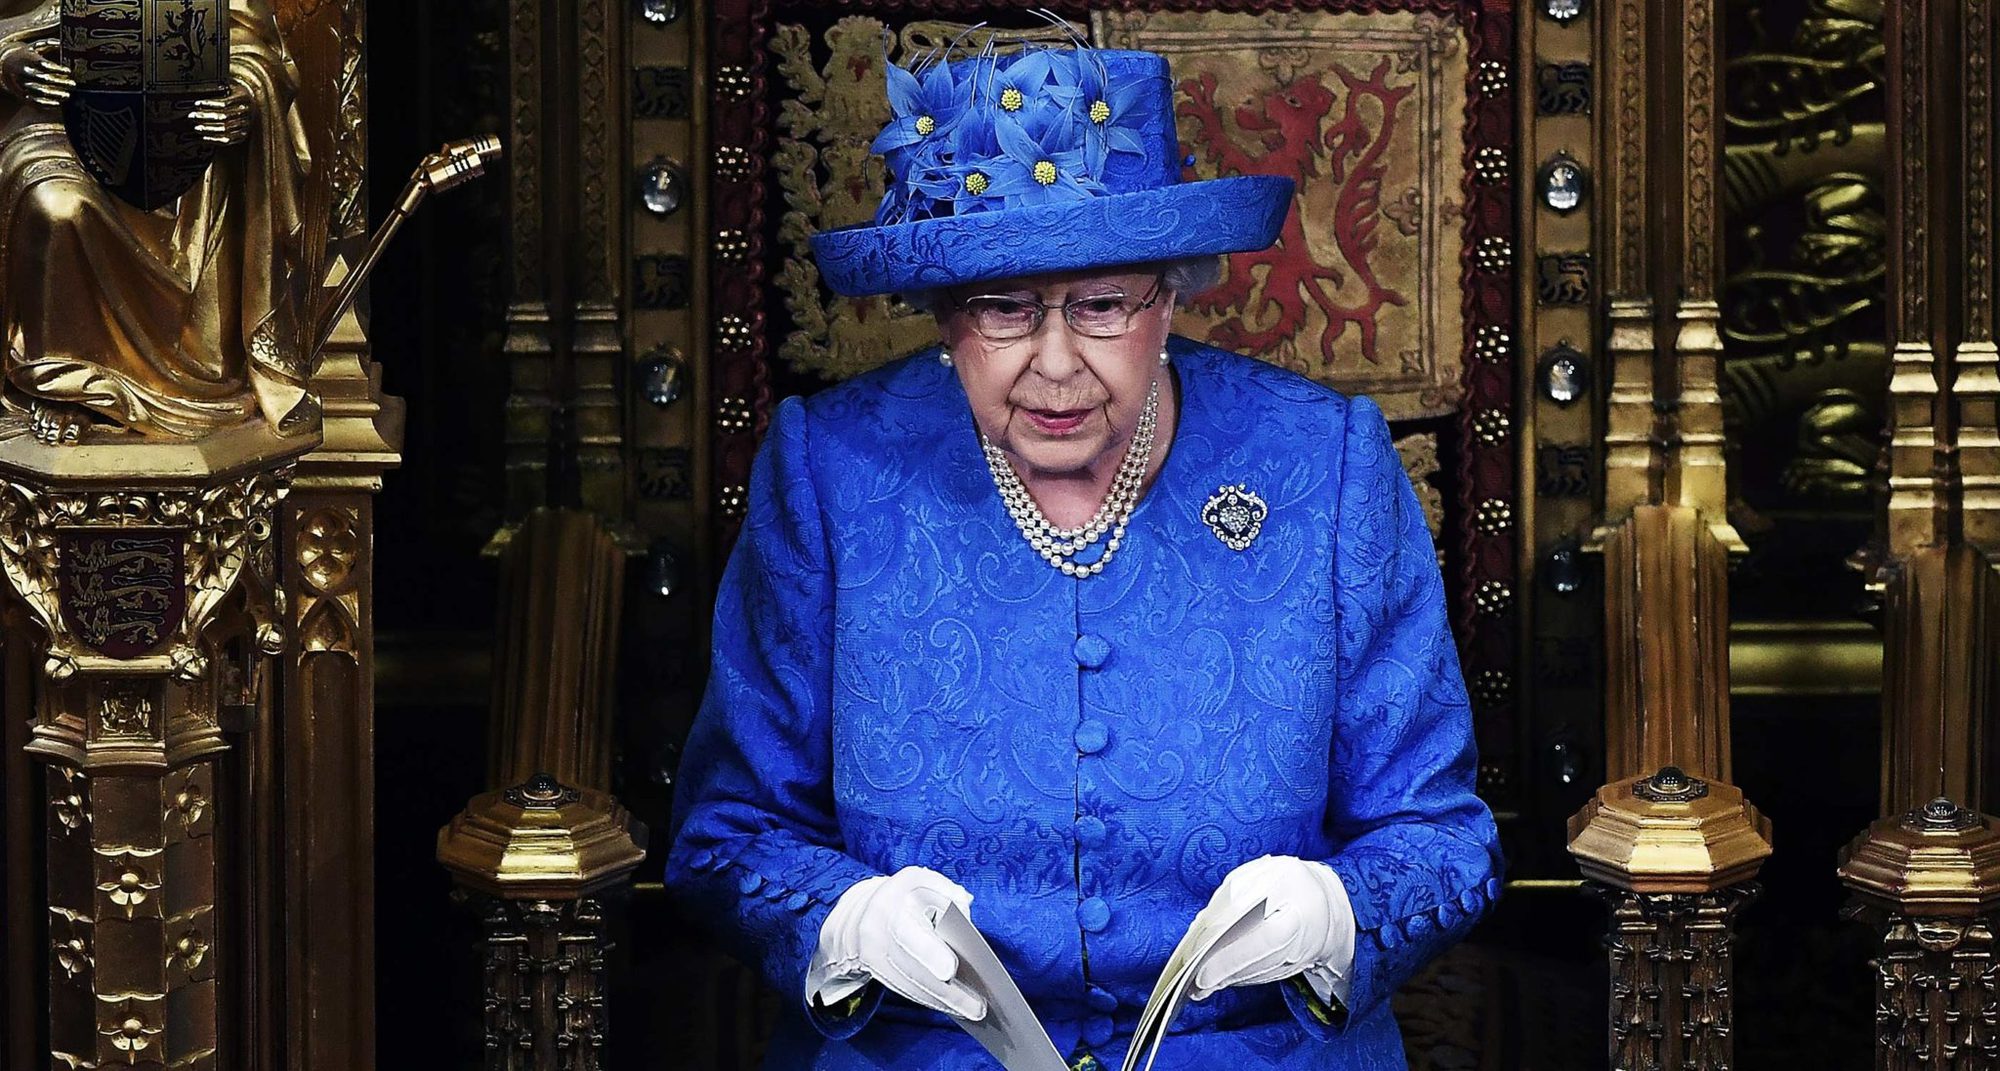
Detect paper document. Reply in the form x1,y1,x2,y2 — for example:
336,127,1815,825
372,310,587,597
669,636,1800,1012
937,903,1070,1071
929,897,1269,1071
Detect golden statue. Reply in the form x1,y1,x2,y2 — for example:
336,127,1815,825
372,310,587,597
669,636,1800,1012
0,0,313,444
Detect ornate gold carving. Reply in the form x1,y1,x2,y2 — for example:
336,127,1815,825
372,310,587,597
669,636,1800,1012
44,761,224,1069
50,767,86,837
1841,799,2000,1069
295,506,362,660
1612,0,1648,294
1968,0,1992,340
0,467,288,681
97,684,154,739
1859,914,2000,1067
334,2,368,245
49,907,92,985
99,1000,164,1064
1601,887,1757,1071
0,0,319,441
441,775,645,1070
509,0,544,300
473,896,614,1071
1683,0,1718,297
1895,0,1927,334
169,769,211,838
578,0,613,306
1572,762,1770,1068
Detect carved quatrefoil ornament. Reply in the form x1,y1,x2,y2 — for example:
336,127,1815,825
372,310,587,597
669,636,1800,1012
1202,484,1268,551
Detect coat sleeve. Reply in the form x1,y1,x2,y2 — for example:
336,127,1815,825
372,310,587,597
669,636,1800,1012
664,396,885,1035
1281,394,1505,1036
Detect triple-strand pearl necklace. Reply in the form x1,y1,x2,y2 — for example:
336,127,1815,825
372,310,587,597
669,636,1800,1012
980,379,1160,578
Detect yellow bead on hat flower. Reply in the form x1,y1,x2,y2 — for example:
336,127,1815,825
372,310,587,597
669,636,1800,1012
965,172,989,195
915,114,936,136
1089,99,1111,124
1000,87,1024,112
1033,161,1057,186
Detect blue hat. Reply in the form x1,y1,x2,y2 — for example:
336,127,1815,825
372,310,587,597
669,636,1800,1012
809,46,1294,297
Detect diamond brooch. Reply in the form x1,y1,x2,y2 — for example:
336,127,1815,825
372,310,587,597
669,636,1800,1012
1202,484,1268,551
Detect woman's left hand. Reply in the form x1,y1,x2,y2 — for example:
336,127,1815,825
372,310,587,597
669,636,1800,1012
1184,855,1355,1003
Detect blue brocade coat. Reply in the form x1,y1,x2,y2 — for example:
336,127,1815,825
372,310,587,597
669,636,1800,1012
665,338,1504,1071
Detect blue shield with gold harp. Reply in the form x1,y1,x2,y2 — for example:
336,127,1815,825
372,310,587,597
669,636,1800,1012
59,0,228,210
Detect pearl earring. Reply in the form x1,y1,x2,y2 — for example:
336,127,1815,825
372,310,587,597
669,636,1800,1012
939,347,954,368
1159,349,1170,366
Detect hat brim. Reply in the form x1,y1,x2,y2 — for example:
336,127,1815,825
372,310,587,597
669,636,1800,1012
808,175,1295,298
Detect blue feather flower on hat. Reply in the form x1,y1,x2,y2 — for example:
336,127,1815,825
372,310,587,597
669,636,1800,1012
812,43,1295,297
1050,50,1153,174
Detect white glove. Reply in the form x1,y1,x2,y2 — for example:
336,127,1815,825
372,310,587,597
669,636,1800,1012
804,865,988,1021
1186,855,1356,1006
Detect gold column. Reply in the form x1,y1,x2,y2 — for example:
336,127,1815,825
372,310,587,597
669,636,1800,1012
1837,4,2000,1065
1568,0,1772,1065
438,773,646,1071
0,424,308,1070
269,259,404,1070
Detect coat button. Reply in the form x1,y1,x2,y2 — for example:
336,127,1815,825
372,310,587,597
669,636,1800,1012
1072,634,1111,669
1075,720,1109,754
1075,815,1107,847
1078,896,1111,932
1086,985,1118,1013
1084,1015,1115,1046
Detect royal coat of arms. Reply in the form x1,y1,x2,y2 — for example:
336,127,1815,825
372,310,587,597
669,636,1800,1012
61,0,230,209
56,528,184,659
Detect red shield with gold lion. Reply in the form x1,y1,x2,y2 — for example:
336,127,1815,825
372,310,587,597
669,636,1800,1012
57,528,185,659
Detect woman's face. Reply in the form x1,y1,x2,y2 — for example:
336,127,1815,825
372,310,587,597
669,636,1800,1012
936,267,1175,479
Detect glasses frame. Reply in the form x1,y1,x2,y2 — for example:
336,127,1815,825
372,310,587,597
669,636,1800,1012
951,275,1167,342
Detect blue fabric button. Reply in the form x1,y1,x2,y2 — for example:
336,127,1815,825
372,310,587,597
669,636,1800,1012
1076,815,1107,848
1084,1015,1115,1047
1078,897,1111,932
1086,986,1118,1013
1075,720,1109,754
1073,634,1111,669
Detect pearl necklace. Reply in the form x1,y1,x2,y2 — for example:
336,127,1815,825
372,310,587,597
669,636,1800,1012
981,380,1160,578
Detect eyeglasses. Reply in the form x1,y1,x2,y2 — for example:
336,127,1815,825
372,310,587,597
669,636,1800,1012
952,276,1165,341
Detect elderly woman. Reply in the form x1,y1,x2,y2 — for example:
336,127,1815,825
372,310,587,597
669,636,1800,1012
666,43,1502,1071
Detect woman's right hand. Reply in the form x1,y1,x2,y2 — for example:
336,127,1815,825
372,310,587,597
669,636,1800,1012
806,865,988,1021
1,39,72,108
